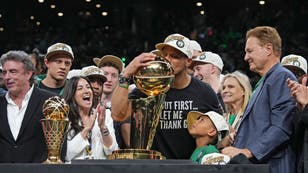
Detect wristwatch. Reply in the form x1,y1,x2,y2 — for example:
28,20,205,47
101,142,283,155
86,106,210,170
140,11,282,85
118,74,131,89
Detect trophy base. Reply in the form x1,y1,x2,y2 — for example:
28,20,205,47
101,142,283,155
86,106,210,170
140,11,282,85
108,149,165,160
43,159,64,164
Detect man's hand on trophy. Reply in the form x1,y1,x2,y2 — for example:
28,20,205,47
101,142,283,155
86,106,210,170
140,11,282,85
122,53,156,77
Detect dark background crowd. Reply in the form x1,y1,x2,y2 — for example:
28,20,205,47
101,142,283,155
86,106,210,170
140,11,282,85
0,0,307,80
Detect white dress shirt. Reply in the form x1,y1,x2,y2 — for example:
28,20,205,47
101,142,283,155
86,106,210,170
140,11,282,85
6,85,34,140
65,108,118,162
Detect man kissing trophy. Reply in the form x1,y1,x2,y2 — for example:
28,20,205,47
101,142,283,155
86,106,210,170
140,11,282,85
109,57,174,159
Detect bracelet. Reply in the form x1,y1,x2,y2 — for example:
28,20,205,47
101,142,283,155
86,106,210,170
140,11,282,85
119,82,129,89
101,127,110,136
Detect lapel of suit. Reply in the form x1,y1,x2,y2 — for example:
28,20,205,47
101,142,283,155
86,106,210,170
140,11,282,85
16,87,40,141
241,77,265,120
0,95,16,142
240,64,278,122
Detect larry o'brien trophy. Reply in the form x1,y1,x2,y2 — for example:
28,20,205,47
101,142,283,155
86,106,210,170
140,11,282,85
41,96,69,164
109,58,174,159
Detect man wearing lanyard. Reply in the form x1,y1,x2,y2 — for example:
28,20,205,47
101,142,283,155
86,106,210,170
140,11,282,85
221,26,296,173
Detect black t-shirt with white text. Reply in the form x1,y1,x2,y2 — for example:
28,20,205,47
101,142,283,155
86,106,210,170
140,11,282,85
129,77,222,159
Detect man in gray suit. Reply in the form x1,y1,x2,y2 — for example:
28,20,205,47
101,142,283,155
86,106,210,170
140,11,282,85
221,26,296,173
0,50,55,163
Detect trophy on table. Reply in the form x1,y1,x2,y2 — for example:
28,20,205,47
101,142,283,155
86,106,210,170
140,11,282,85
41,96,69,164
109,57,174,159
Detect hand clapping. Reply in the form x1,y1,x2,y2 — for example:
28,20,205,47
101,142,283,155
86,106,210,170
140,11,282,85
287,76,308,109
97,101,107,130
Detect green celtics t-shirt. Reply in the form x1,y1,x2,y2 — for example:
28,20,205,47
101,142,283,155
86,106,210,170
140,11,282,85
190,145,219,164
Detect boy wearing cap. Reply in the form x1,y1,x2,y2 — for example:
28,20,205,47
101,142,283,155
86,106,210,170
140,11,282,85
111,33,222,159
187,111,229,165
36,43,73,95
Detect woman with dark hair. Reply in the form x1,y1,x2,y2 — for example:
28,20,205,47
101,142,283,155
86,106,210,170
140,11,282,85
62,76,118,161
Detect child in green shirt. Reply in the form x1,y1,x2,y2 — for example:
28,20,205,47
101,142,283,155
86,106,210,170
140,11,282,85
187,111,230,165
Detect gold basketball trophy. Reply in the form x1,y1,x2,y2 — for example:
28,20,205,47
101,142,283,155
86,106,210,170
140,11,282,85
41,96,69,164
109,58,174,159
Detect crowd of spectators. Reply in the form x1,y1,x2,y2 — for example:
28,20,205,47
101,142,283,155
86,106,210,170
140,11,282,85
0,0,307,86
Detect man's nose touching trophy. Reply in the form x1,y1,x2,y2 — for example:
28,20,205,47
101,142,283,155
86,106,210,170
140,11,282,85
109,57,174,159
41,96,69,164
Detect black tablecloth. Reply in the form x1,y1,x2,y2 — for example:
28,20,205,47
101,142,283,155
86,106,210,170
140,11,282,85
0,160,269,173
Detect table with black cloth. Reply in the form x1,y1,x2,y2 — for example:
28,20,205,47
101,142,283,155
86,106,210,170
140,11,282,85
0,160,269,173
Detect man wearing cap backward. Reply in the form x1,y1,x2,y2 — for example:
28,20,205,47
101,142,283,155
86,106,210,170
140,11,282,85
93,55,130,149
187,111,230,165
111,33,222,159
190,51,225,112
35,43,73,95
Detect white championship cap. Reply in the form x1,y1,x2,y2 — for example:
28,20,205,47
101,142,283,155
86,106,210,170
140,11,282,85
281,54,307,76
191,51,224,71
156,33,193,59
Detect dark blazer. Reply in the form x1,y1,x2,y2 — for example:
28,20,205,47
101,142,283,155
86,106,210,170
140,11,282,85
0,86,55,163
234,63,297,173
293,105,308,173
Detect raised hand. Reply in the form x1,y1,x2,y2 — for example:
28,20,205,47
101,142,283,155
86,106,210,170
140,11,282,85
83,110,97,132
96,103,106,130
122,53,156,77
287,77,308,109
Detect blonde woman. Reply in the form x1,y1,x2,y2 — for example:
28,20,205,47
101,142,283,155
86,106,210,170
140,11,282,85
219,71,252,147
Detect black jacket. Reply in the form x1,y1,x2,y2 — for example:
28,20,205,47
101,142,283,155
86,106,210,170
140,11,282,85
0,87,55,163
293,105,308,173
